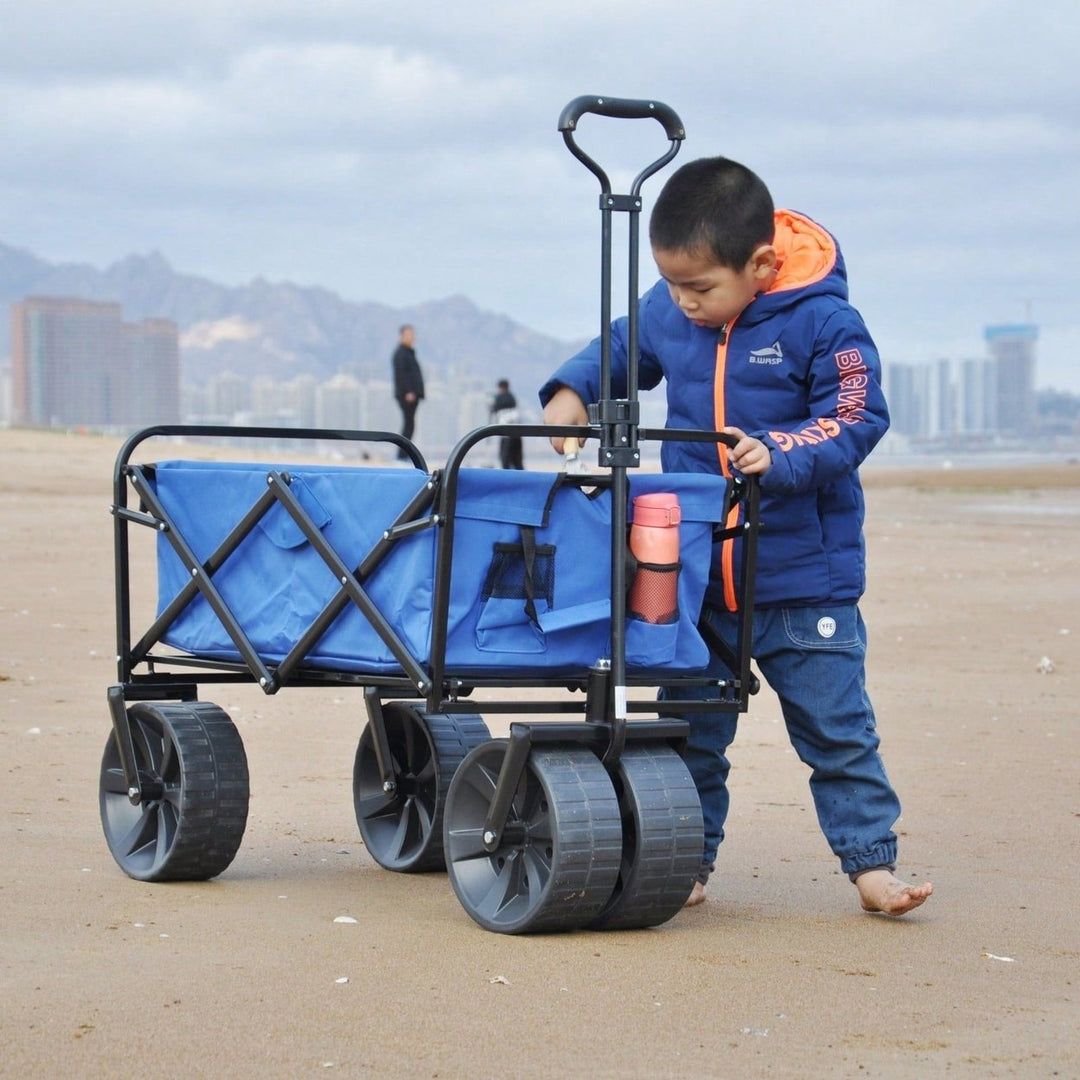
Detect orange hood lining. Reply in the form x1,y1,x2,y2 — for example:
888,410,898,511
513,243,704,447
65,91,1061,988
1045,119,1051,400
769,211,836,294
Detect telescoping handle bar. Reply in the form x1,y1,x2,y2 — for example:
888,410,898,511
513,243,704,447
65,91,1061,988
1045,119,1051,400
557,95,686,758
557,94,686,448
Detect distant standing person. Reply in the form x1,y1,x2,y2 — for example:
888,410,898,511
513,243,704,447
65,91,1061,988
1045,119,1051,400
490,378,524,469
391,324,424,459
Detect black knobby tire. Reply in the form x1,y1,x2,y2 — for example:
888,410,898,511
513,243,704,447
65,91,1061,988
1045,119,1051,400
443,741,622,934
99,701,249,882
353,707,490,873
590,744,704,930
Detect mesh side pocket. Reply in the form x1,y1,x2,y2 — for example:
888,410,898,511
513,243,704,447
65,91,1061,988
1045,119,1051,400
481,542,555,607
475,539,557,655
627,562,680,625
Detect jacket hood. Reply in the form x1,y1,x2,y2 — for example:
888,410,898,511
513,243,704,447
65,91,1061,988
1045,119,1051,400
741,210,848,325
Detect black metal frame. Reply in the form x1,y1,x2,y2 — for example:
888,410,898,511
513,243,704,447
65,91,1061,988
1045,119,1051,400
107,418,758,812
106,98,762,847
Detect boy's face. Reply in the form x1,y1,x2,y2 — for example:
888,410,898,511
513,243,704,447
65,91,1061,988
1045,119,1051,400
653,246,775,329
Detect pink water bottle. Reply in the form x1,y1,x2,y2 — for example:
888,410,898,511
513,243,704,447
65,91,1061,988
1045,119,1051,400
627,493,681,623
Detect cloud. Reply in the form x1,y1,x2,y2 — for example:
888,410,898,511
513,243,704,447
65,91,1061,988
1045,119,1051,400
0,0,1077,387
181,315,262,350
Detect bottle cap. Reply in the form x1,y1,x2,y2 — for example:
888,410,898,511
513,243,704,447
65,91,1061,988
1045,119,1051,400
632,493,681,527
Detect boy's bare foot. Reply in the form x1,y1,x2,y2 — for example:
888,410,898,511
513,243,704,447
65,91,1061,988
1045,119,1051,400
855,869,933,916
684,880,707,908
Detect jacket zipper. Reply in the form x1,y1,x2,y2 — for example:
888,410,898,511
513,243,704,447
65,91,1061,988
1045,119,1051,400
713,319,740,613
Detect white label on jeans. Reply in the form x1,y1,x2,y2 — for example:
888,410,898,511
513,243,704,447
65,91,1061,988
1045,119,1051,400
817,617,837,638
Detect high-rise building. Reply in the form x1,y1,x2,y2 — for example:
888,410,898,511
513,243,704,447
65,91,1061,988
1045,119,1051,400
958,357,997,434
205,370,250,419
932,358,954,439
882,361,922,436
126,317,181,426
11,297,179,427
316,373,364,429
985,324,1037,436
281,374,318,428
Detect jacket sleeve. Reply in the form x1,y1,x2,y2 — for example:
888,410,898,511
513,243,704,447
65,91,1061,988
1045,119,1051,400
755,307,889,495
538,285,668,407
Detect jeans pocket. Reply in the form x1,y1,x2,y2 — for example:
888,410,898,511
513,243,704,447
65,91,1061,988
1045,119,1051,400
780,605,862,650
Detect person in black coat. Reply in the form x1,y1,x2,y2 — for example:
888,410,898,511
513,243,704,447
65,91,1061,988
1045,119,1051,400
490,378,524,469
391,324,424,459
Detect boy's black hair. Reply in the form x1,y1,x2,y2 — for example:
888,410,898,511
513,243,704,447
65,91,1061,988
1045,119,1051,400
649,156,775,269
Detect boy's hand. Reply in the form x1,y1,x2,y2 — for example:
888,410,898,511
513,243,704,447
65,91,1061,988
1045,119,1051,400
542,386,588,454
723,427,772,476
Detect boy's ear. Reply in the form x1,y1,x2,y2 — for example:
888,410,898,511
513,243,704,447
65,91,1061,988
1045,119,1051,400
749,244,778,281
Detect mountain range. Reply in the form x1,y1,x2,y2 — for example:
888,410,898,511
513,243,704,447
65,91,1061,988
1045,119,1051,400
0,241,587,401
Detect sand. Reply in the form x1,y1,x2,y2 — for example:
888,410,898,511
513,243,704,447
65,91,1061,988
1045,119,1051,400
1,428,1077,1079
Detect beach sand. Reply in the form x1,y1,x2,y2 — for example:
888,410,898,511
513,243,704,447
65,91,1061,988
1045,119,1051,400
1,428,1077,1079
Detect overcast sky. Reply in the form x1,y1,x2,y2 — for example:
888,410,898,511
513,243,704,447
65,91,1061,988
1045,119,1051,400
2,1,1077,390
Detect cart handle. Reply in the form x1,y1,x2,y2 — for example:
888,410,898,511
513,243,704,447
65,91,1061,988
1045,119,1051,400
558,95,685,141
558,95,685,199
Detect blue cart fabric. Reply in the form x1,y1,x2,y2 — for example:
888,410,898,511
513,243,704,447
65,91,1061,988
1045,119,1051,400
151,461,731,677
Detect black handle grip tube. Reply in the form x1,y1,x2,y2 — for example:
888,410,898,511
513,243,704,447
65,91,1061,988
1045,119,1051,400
557,95,685,140
625,194,640,411
599,205,613,413
559,96,685,197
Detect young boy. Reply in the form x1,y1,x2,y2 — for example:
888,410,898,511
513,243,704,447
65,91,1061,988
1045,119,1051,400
540,156,932,917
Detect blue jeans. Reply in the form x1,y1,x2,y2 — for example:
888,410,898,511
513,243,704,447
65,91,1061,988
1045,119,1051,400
668,603,900,879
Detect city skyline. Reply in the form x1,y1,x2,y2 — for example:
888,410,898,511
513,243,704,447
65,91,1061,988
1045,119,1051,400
7,294,1076,450
883,324,1057,447
3,237,1075,408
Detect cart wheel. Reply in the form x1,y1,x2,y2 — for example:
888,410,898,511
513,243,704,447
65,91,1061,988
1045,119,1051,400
353,707,490,873
99,701,249,882
443,741,622,934
589,744,704,930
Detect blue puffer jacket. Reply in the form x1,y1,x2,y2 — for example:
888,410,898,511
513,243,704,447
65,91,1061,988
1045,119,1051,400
539,210,889,611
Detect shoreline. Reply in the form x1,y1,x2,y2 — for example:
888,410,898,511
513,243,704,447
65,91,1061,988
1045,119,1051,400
2,424,1079,490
